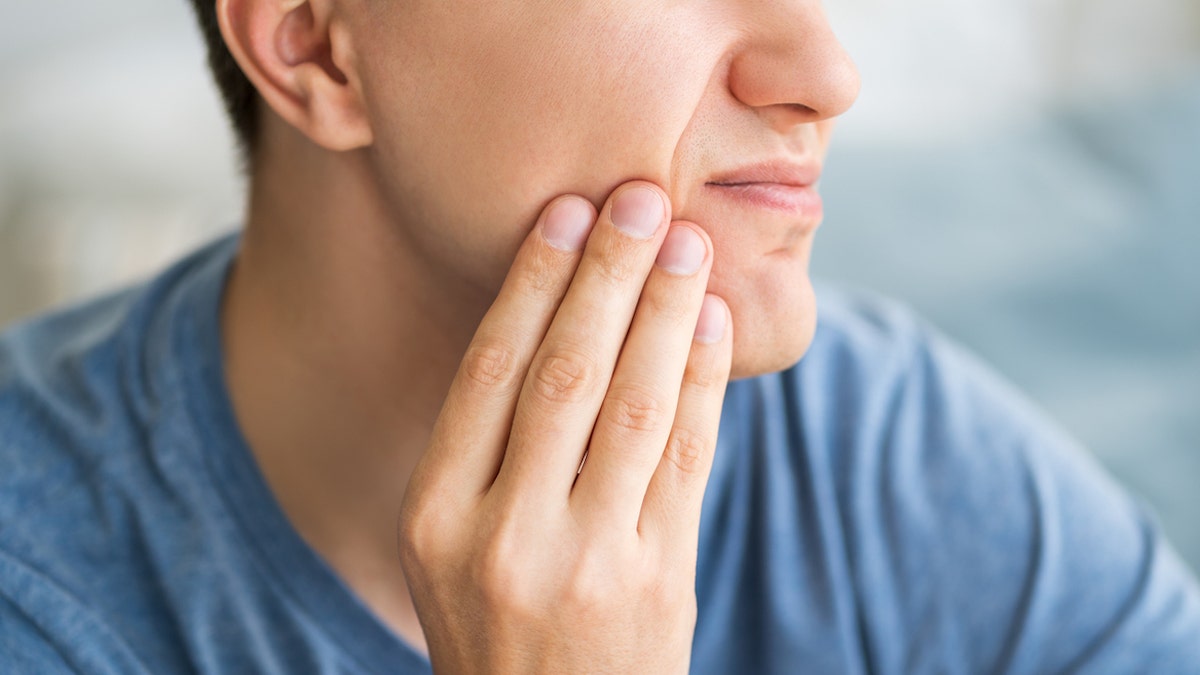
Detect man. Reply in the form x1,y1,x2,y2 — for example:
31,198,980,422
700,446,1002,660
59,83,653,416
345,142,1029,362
2,0,1198,672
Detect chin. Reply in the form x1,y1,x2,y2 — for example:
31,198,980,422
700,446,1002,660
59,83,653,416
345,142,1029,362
726,278,819,382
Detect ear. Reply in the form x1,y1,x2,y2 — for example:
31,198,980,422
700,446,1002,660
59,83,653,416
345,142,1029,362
217,0,373,151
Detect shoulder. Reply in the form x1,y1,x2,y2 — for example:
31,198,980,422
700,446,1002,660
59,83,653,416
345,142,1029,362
0,233,236,530
0,234,243,671
0,233,242,545
0,285,147,530
0,290,165,674
773,282,1200,671
799,282,1124,514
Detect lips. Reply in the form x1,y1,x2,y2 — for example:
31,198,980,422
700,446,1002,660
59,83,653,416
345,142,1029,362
706,159,821,189
703,159,824,217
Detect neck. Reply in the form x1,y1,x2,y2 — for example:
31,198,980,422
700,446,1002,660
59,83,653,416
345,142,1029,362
219,118,488,651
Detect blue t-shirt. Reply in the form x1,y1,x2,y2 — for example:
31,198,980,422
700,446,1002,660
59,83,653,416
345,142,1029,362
2,232,1198,674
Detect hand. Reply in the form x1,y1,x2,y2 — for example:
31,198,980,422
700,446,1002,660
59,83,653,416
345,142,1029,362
397,180,733,673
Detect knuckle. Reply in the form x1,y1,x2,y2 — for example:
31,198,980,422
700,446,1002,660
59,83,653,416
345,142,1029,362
530,347,597,404
605,384,666,434
642,282,693,322
474,532,538,616
591,235,645,285
683,344,721,389
561,549,624,611
664,428,709,476
561,570,606,611
395,520,421,565
396,502,445,566
461,340,521,392
519,244,569,296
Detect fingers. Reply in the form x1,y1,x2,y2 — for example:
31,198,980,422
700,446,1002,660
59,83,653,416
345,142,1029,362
495,182,672,502
638,295,732,547
414,194,598,501
569,223,716,529
418,176,733,548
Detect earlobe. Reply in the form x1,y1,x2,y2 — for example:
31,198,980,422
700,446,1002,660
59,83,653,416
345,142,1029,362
217,0,373,152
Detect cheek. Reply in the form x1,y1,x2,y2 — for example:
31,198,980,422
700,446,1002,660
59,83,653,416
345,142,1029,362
362,7,722,291
466,7,719,205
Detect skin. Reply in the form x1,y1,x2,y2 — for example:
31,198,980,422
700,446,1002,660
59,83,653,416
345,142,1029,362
215,0,858,667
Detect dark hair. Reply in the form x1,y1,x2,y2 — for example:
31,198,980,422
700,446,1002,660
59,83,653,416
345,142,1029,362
187,0,259,159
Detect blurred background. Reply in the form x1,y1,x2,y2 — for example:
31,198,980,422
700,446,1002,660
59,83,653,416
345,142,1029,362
1,1,1196,571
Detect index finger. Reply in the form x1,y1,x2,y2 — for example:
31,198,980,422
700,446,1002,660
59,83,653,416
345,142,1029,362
411,195,597,500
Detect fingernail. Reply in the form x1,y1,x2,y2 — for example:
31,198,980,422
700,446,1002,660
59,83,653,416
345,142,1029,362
656,226,706,276
610,187,664,239
694,295,726,344
542,198,594,251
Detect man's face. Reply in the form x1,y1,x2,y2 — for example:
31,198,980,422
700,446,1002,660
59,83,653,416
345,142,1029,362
345,0,859,379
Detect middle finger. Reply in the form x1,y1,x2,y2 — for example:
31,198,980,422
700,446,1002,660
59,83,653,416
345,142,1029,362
494,181,671,501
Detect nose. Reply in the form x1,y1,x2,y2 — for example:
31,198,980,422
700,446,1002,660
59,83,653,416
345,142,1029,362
727,2,861,127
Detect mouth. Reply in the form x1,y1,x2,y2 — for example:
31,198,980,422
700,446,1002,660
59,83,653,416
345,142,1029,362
703,182,824,219
703,158,824,219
